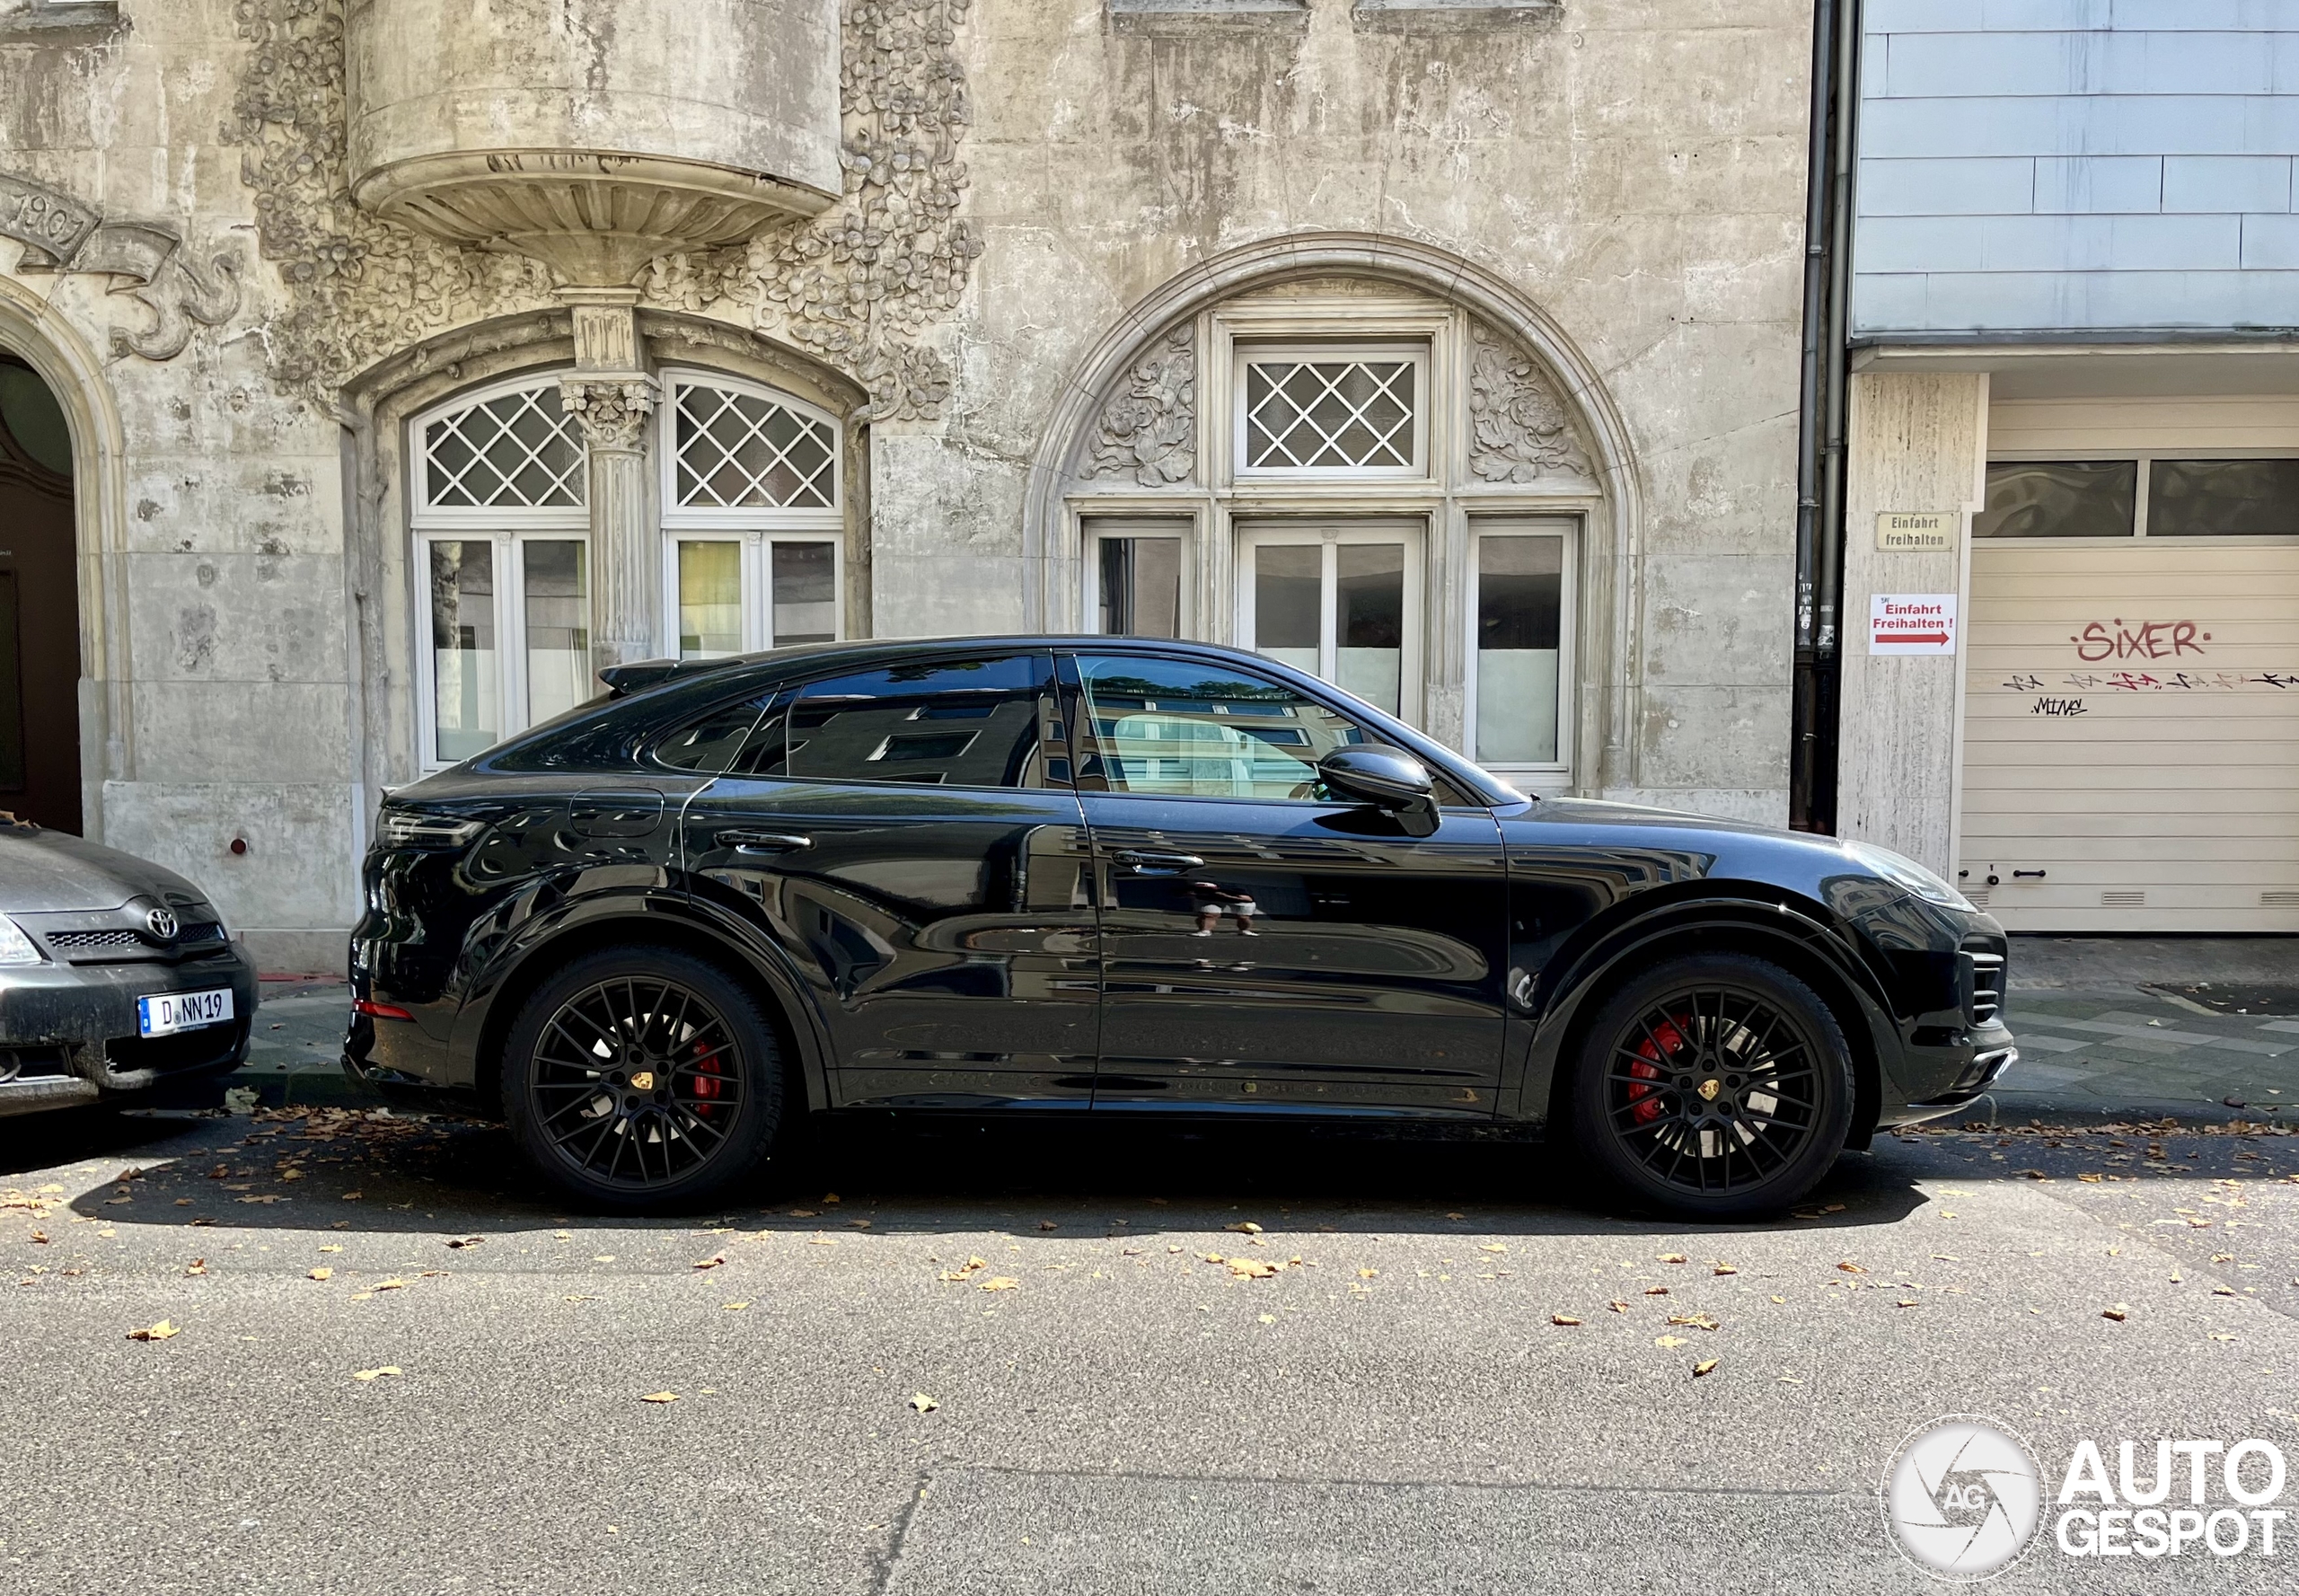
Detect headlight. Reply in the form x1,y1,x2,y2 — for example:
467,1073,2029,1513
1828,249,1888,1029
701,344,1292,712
376,810,488,850
0,916,42,966
1845,841,1976,913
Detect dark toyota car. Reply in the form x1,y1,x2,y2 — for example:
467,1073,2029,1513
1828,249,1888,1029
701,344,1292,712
0,822,256,1119
347,637,2015,1218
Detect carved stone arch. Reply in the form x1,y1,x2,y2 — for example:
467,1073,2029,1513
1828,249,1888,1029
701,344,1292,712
339,308,876,798
0,276,135,837
1023,232,1644,794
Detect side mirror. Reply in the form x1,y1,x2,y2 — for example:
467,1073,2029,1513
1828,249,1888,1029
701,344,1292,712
1317,746,1440,837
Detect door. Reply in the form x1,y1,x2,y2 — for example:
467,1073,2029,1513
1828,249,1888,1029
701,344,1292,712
682,651,1103,1107
1962,536,2299,930
1067,650,1509,1115
0,362,80,833
1235,519,1423,723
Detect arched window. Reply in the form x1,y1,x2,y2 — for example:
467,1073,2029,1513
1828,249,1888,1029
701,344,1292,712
1063,287,1598,786
410,377,591,768
659,371,842,659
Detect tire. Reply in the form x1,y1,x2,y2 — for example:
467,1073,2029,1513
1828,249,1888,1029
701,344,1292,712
1565,952,1856,1220
501,945,791,1212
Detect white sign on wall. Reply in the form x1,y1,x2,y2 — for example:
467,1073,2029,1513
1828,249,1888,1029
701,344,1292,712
1870,593,1958,656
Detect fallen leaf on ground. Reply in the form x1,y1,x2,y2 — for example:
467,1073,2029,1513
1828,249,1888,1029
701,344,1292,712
639,1391,680,1404
1226,1221,1263,1234
693,1255,725,1271
980,1276,1019,1292
185,1258,207,1276
446,1236,483,1249
910,1392,938,1413
1897,1298,1919,1308
1693,1359,1720,1379
1356,1268,1378,1280
1657,1253,1687,1265
126,1321,178,1342
236,1195,283,1205
1655,1335,1689,1349
1836,1261,1866,1274
351,1366,401,1381
318,1245,342,1254
1552,1313,1582,1327
372,1278,406,1292
1666,1313,1720,1331
788,1209,818,1219
2102,1305,2129,1321
309,1267,332,1282
1713,1264,1737,1276
1643,1285,1669,1296
1608,1300,1629,1313
938,1256,989,1282
2210,1333,2237,1343
849,1219,873,1230
1227,1258,1278,1280
721,1301,750,1311
1479,1244,1508,1255
339,1192,363,1201
28,1230,48,1245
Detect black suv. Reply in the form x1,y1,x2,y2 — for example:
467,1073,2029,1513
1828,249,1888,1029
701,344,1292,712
347,636,2015,1217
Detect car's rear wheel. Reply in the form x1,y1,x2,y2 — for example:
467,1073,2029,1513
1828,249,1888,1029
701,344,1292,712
502,946,788,1212
1567,953,1855,1219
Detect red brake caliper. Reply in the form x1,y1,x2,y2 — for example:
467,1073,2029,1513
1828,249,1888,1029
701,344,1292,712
690,1042,726,1119
1626,1016,1691,1125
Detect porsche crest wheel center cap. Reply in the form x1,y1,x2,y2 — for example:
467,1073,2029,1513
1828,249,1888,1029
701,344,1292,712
629,1071,656,1092
1697,1078,1722,1102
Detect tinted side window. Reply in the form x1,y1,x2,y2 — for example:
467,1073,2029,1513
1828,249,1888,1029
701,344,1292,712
786,655,1060,789
653,696,769,772
1074,655,1364,800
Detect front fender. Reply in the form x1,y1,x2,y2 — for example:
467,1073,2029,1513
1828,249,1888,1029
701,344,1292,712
1506,894,1904,1139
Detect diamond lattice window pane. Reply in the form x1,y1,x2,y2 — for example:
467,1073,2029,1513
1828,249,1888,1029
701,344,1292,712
423,385,586,508
674,386,838,508
1244,360,1417,471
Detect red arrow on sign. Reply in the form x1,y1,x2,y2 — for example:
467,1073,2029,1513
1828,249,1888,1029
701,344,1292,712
1883,630,1952,645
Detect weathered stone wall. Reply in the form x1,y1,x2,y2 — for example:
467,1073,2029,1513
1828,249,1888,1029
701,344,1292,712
0,0,1810,965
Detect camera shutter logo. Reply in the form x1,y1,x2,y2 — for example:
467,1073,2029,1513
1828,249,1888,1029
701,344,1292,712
1881,1417,2042,1580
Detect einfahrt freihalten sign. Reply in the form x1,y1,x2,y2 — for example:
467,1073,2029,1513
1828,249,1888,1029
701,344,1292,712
1870,593,1959,656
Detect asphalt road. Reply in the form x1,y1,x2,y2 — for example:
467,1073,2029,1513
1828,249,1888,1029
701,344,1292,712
7,1107,2299,1594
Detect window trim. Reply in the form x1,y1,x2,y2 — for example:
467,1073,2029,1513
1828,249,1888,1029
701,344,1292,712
408,375,595,772
1981,449,2299,544
1231,340,1431,481
1231,517,1425,723
1464,516,1576,780
1082,514,1198,639
660,369,843,530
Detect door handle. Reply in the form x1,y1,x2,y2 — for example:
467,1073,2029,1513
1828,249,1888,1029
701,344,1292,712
716,830,814,855
1114,849,1205,876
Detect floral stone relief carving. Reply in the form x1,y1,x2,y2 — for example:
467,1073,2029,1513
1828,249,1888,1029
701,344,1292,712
1467,318,1593,484
1085,325,1195,487
559,379,656,454
0,170,242,360
228,0,981,421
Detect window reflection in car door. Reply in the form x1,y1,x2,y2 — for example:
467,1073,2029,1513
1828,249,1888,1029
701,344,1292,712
680,653,1100,1108
1066,652,1508,1115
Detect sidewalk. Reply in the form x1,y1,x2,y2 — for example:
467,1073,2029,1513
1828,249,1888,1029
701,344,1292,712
218,937,2299,1123
1987,935,2299,1124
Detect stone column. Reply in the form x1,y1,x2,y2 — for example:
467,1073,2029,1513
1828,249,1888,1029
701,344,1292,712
1836,370,1988,877
558,288,658,674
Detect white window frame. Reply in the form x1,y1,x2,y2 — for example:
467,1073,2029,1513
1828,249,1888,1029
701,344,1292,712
1233,518,1425,719
1082,514,1198,639
409,375,592,772
1464,516,1577,782
659,369,845,657
1232,341,1431,481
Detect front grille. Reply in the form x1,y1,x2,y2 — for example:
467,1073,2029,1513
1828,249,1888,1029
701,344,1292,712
46,929,140,950
0,1046,69,1083
1968,951,2005,1027
179,921,225,943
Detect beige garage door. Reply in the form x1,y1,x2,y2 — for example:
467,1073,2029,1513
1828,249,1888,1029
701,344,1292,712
1960,541,2299,931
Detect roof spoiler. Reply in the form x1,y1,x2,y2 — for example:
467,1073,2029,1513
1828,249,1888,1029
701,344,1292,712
597,658,697,698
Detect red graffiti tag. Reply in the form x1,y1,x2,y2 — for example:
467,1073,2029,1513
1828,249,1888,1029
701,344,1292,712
2071,619,2209,663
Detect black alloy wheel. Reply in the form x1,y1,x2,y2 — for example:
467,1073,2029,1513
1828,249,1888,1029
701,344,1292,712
503,947,787,1211
1568,953,1854,1218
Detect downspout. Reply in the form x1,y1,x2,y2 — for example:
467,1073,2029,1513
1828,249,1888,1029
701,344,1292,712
1792,0,1858,833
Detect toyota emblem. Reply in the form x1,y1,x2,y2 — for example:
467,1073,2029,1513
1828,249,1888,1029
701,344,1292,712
145,907,179,941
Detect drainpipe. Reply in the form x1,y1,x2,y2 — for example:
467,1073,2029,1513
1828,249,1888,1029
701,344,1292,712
1791,0,1858,833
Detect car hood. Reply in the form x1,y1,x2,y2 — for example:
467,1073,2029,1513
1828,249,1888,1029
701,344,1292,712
0,826,216,914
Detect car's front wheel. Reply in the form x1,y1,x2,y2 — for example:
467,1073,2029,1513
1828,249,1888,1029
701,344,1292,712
1566,953,1855,1219
502,946,788,1212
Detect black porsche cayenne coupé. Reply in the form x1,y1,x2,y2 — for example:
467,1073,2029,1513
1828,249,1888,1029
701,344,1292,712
347,636,2016,1218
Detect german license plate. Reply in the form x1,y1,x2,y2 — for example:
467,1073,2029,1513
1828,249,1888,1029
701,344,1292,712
137,988,233,1038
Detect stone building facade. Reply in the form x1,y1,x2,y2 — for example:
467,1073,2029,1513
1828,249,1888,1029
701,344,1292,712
0,0,1811,971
